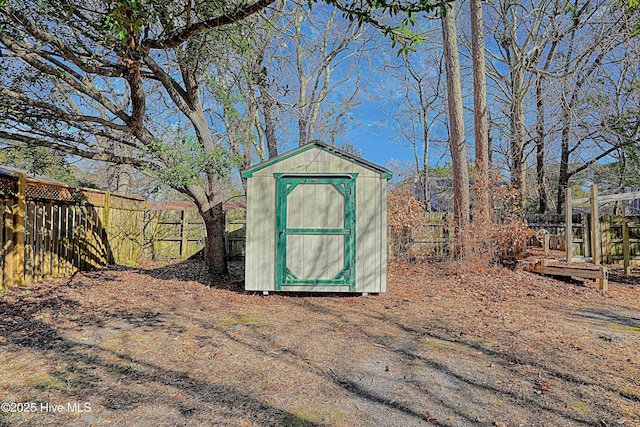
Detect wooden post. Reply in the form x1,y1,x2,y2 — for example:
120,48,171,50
181,209,188,260
601,214,611,265
25,202,34,284
565,188,573,263
60,205,70,276
224,210,229,259
35,203,44,280
77,206,85,272
582,213,590,258
4,201,15,288
543,231,550,255
140,200,147,261
591,184,602,265
103,191,112,264
623,220,631,275
71,206,79,273
14,173,26,286
44,203,52,278
52,205,60,278
84,206,95,269
597,267,609,292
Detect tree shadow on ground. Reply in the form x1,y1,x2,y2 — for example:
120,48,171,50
108,258,247,292
574,307,640,329
299,300,606,426
134,258,365,297
607,266,640,287
0,280,319,427
2,261,635,426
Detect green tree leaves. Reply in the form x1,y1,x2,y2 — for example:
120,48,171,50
146,136,241,189
0,146,78,185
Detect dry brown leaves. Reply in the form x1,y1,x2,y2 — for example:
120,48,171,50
0,256,639,427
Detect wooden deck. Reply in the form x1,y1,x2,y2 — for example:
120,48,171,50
528,259,609,291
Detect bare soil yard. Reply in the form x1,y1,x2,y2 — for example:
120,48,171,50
1,253,639,427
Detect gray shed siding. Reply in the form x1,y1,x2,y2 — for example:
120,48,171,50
244,145,388,293
244,176,276,292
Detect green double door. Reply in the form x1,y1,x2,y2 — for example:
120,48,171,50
275,175,356,291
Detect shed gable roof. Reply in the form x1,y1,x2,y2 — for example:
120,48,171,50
241,140,392,179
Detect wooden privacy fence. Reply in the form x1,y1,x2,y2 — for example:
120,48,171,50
0,172,147,289
388,212,452,258
143,202,245,260
390,209,640,267
527,213,588,256
143,208,205,260
1,172,245,290
527,212,640,268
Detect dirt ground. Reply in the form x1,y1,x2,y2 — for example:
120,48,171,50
1,253,639,427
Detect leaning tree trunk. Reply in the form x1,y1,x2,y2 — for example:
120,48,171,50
510,75,527,199
535,75,548,214
198,202,228,276
556,125,571,215
470,0,490,224
441,4,470,259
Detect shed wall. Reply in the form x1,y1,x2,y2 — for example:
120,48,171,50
245,176,276,291
245,147,387,292
355,176,387,293
250,147,380,178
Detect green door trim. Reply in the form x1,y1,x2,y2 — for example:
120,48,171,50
275,174,357,291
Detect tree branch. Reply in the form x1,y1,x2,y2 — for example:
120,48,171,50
0,131,149,168
6,6,125,78
143,0,277,50
0,88,132,134
569,143,627,177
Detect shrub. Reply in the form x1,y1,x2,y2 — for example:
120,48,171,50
387,185,424,259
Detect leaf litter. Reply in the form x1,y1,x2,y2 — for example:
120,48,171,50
0,255,639,426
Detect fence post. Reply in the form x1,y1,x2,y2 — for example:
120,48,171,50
181,209,188,260
582,213,590,258
25,202,35,284
601,214,611,265
44,202,53,278
565,188,573,263
60,205,70,276
14,173,26,286
3,201,14,289
224,210,229,258
623,219,630,275
591,184,602,265
51,204,60,277
139,200,147,261
543,231,550,255
103,191,113,264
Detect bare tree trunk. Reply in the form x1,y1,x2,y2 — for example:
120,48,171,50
470,0,490,223
423,125,430,209
260,92,278,158
441,5,470,258
557,110,571,215
510,73,527,197
535,76,548,214
199,202,228,276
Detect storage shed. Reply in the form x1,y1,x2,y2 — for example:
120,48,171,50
242,141,391,294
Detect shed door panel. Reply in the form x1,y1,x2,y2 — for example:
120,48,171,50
276,177,355,290
286,234,344,280
287,184,344,229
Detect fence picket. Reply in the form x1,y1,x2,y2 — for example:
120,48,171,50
52,205,60,278
4,201,14,288
25,202,34,284
35,203,44,281
61,205,70,276
44,203,52,279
